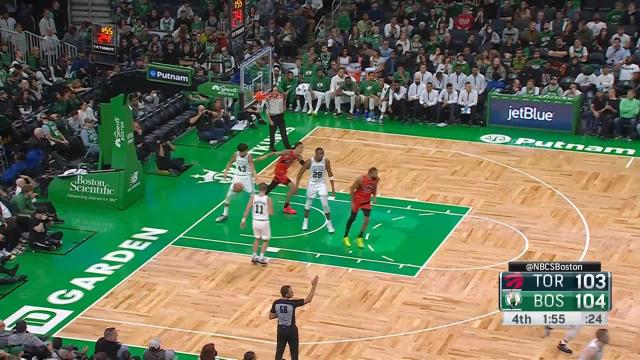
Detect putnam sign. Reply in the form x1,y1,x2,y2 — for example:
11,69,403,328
146,63,194,86
480,134,636,156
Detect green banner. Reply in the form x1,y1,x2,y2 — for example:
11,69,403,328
197,81,241,99
500,291,611,312
146,63,194,87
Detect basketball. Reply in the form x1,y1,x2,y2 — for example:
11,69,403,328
255,91,267,102
232,183,244,192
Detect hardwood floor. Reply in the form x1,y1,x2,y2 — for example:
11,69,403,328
59,128,640,359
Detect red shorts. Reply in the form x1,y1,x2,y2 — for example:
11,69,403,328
274,172,291,185
351,198,372,213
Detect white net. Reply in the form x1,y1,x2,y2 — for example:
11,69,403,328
239,47,273,108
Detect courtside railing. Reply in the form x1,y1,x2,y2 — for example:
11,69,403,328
331,0,342,25
0,28,78,66
314,15,326,42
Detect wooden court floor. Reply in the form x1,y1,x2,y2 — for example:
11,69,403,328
58,128,640,359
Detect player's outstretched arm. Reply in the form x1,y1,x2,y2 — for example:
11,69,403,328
240,195,254,229
248,154,258,179
326,159,336,196
223,152,236,179
255,151,281,162
295,159,311,186
304,275,319,304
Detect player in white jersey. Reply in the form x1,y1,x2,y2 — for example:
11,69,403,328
578,328,608,360
241,183,273,264
295,147,336,233
216,143,257,222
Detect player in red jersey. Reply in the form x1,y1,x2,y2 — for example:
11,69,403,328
343,167,379,248
256,142,305,214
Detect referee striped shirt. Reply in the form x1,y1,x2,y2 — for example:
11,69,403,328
271,299,305,327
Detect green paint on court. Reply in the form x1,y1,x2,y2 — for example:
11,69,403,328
0,111,635,348
175,190,468,277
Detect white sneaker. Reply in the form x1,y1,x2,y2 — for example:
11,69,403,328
312,111,318,116
327,222,335,233
437,122,447,127
307,109,313,115
258,256,269,264
302,220,309,231
215,215,228,222
209,140,218,145
251,255,259,264
295,105,301,112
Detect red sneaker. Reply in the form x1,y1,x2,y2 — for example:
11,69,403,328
283,206,297,215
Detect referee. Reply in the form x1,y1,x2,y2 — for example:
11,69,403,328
270,275,319,360
266,86,292,152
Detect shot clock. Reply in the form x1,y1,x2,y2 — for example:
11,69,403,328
92,24,117,64
229,0,246,53
500,262,611,326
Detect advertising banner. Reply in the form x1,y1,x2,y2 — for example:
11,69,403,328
486,93,581,133
146,63,194,86
49,94,144,210
197,82,241,99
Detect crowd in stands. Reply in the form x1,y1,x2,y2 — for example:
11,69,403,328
0,0,106,284
0,323,258,360
264,0,640,138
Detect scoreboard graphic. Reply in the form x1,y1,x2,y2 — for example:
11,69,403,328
500,262,611,326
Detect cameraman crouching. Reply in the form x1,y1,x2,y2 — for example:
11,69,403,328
30,208,63,251
155,138,188,174
188,105,230,145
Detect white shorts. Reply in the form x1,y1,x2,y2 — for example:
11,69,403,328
307,183,328,198
231,176,254,193
295,83,310,96
252,220,271,240
307,90,326,100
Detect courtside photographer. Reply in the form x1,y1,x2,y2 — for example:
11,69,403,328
29,207,63,251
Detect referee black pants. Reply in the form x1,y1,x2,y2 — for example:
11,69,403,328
275,325,299,360
269,113,292,151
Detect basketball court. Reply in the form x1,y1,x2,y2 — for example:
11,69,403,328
3,119,639,359
0,114,640,360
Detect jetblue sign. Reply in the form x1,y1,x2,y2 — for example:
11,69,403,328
488,97,578,132
507,106,554,122
146,63,193,86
